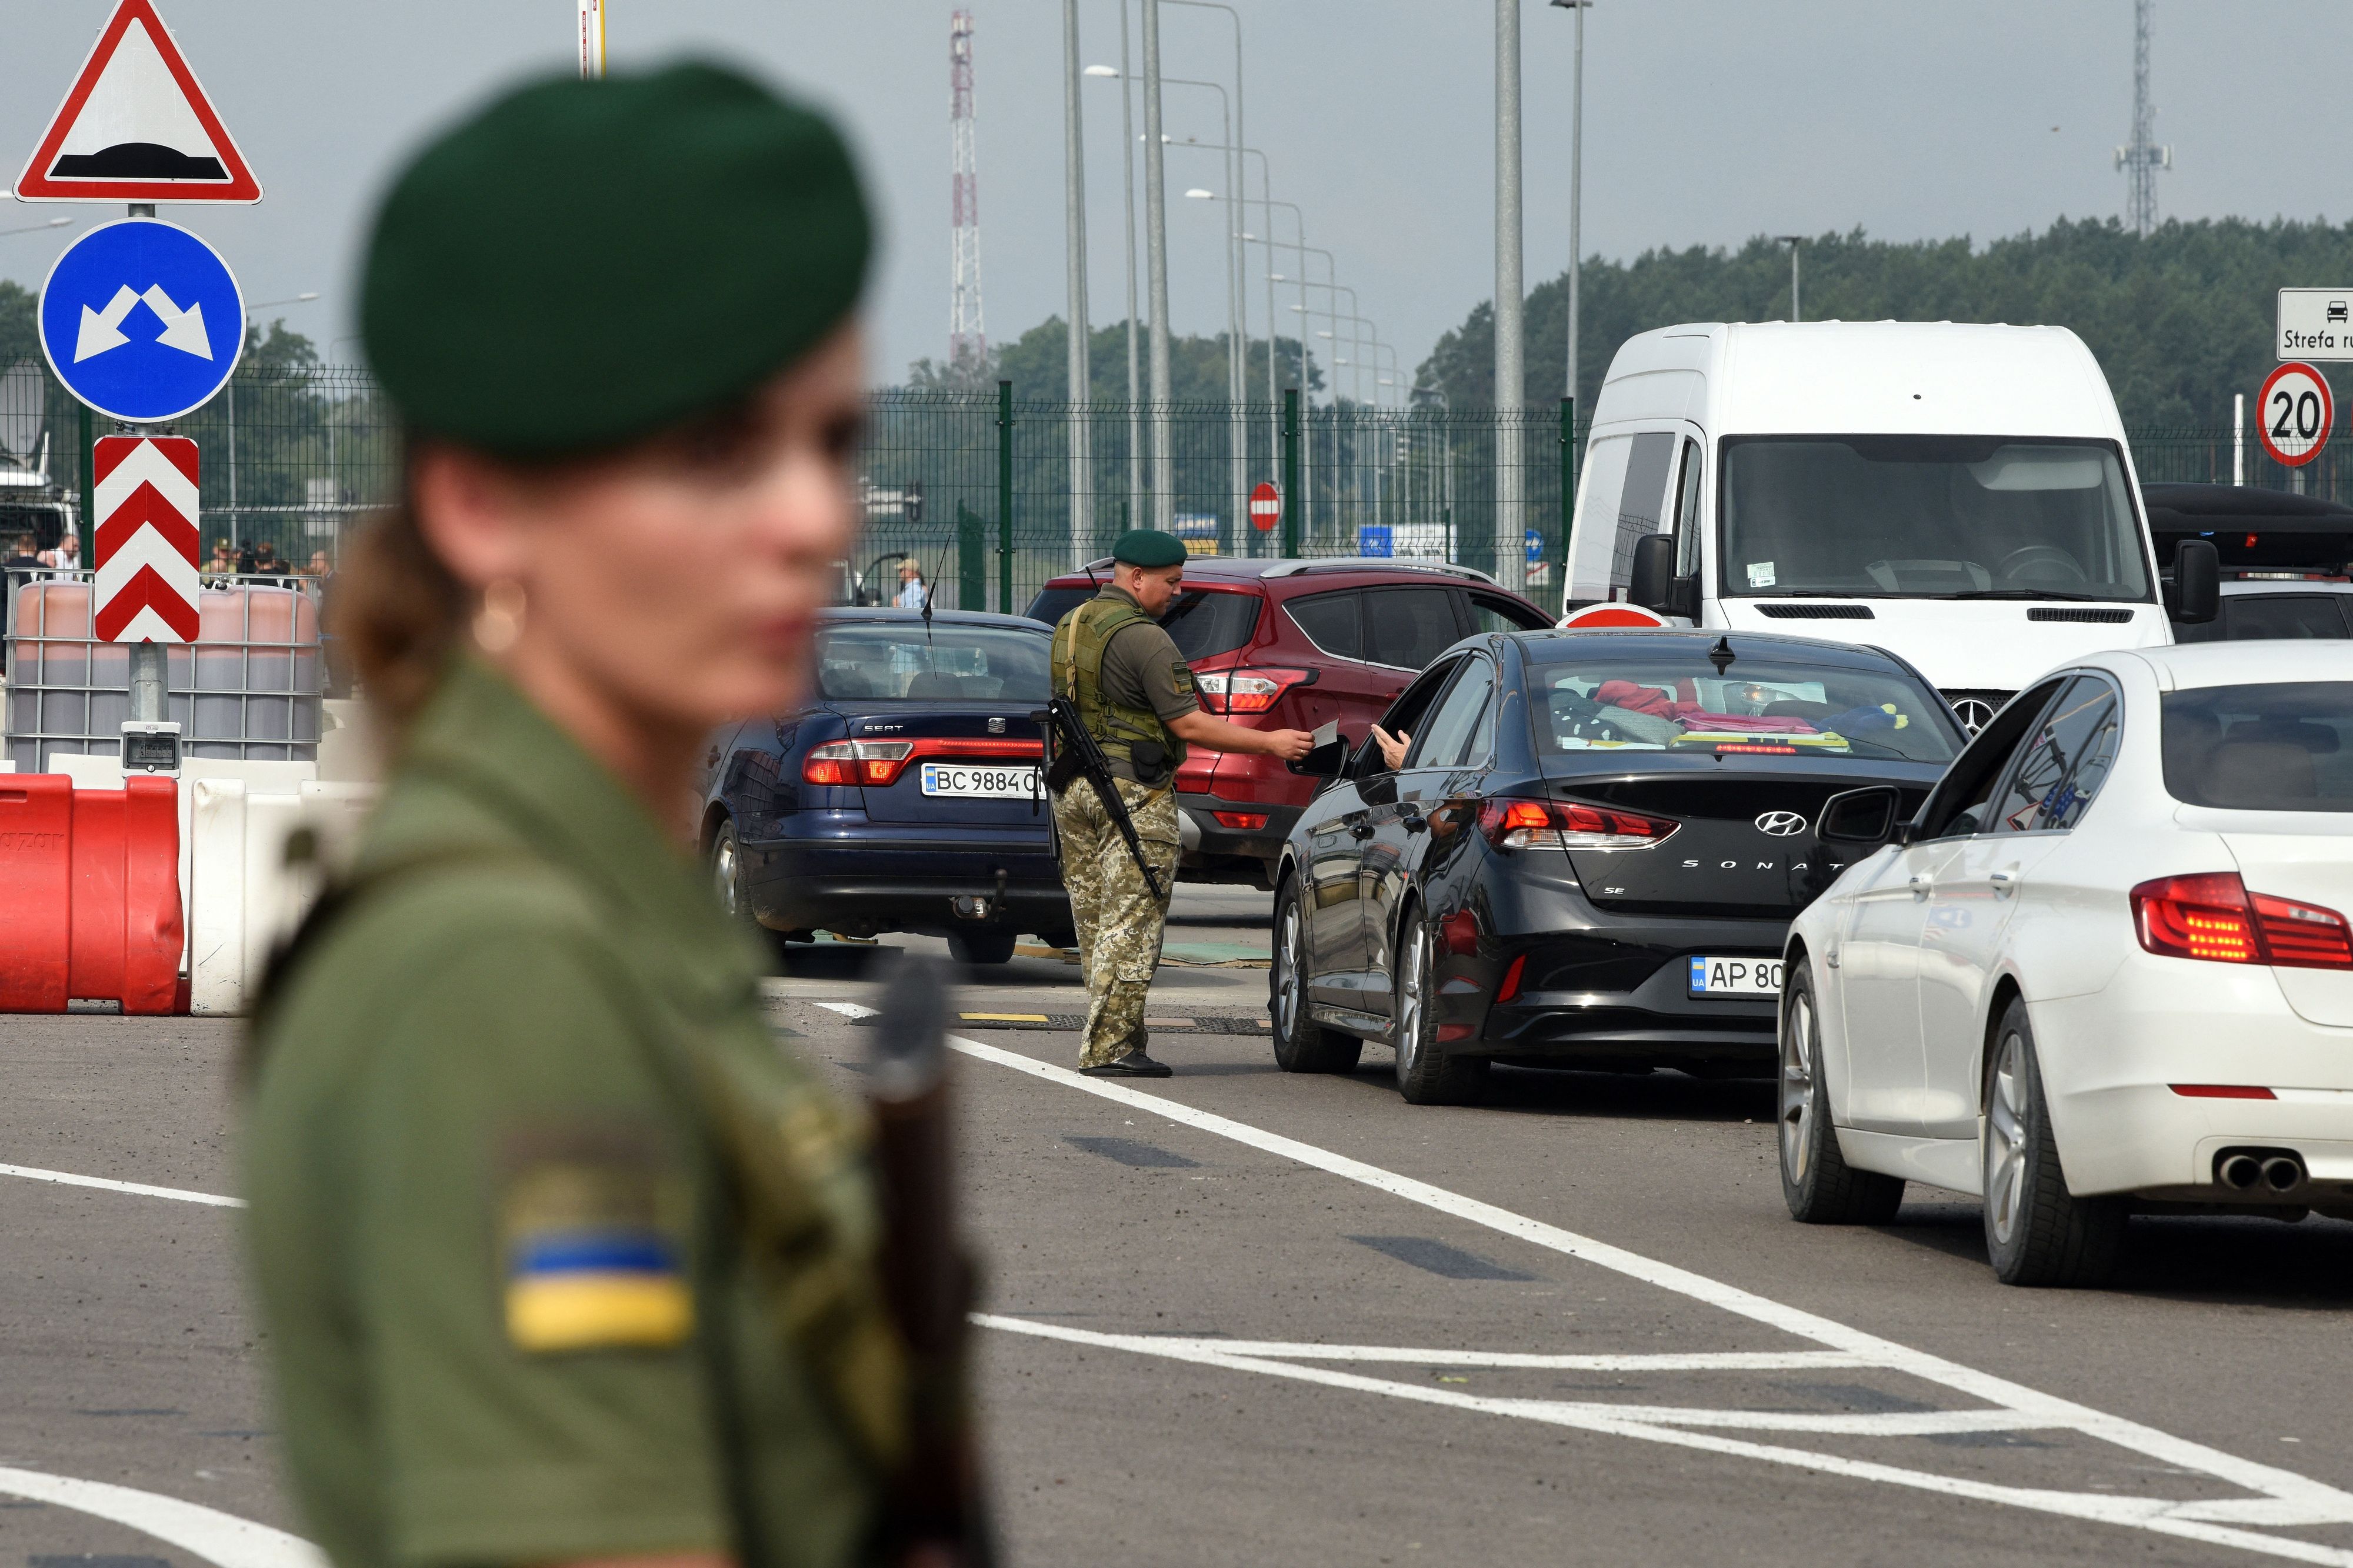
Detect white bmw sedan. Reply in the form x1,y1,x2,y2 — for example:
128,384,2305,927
1777,642,2353,1286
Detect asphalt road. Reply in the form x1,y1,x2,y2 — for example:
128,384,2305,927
5,882,2352,1566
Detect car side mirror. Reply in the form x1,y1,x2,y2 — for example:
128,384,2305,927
1627,533,1675,615
1815,785,1904,853
2169,538,2219,625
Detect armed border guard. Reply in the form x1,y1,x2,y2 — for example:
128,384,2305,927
1046,531,1312,1076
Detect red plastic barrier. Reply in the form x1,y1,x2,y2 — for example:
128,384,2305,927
0,776,74,1009
0,775,181,1015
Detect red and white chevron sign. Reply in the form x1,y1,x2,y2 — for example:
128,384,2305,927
94,434,202,643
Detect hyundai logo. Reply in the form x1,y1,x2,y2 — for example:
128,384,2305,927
1754,810,1808,837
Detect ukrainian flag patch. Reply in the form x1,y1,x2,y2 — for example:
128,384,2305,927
498,1126,693,1354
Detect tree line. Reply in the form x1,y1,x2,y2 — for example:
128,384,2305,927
1416,216,2353,428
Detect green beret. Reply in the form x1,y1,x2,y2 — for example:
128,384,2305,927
1111,530,1188,569
362,62,871,458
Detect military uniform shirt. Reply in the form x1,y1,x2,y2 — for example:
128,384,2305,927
1090,584,1198,783
243,658,879,1568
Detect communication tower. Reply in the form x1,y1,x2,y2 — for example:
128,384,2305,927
2114,0,2170,237
948,11,987,376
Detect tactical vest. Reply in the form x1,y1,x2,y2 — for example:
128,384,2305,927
1052,595,1187,783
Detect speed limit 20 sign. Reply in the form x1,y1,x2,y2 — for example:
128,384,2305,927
2258,361,2334,468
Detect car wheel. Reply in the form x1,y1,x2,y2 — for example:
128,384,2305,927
1982,999,2127,1287
1779,959,1907,1224
1270,876,1362,1074
946,929,1018,966
1392,913,1487,1105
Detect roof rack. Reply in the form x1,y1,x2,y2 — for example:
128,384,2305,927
1258,559,1498,585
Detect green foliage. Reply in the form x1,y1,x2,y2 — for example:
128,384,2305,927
0,281,37,373
906,316,1322,402
1417,217,2353,426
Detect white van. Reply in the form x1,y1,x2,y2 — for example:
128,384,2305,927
1564,321,2215,728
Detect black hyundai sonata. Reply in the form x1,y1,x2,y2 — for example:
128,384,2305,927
1269,628,1965,1103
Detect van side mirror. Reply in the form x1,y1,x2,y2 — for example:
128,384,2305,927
2169,538,2220,625
1815,785,1905,853
1627,533,1675,615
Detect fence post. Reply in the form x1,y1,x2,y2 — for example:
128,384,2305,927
1281,387,1300,557
996,379,1014,611
77,403,95,559
1558,396,1575,601
956,502,985,610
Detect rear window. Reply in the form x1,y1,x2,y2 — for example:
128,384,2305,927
1525,653,1960,764
1021,585,1261,661
815,623,1050,702
2163,682,2353,810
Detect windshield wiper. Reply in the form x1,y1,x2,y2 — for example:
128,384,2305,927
1946,589,2109,602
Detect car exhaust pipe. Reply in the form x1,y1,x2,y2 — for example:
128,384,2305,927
2261,1155,2307,1193
2218,1153,2265,1190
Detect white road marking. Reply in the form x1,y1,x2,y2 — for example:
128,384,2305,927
806,1005,2353,1561
1052,1337,1882,1372
0,1466,321,1568
0,1162,244,1207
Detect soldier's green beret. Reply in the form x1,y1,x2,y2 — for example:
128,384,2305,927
361,62,872,458
1111,530,1188,569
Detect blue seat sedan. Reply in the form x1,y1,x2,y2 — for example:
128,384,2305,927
696,606,1072,964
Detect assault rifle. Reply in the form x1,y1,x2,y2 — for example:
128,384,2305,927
867,957,995,1566
1032,698,1166,904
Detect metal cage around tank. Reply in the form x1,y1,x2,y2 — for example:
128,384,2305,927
3,571,325,773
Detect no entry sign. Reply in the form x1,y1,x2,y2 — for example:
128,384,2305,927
1561,602,1671,629
2258,362,2334,468
94,435,201,643
1249,481,1282,532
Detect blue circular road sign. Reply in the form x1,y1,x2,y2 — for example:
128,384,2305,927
38,217,244,423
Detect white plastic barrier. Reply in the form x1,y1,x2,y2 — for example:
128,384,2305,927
188,779,377,1017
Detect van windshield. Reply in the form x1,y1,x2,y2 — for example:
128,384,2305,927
1719,436,2152,602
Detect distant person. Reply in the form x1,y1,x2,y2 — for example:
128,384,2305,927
895,556,926,608
3,532,42,669
235,541,258,574
250,540,282,576
208,538,237,575
40,530,81,572
307,549,334,579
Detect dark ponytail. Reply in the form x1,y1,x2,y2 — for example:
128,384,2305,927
329,488,467,736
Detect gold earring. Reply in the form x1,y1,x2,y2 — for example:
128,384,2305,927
474,581,526,655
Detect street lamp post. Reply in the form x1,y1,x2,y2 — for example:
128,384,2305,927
1776,235,1804,321
1550,1,1592,411
1081,59,1141,533
1164,0,1249,549
1495,0,1526,591
1141,0,1174,531
1062,0,1092,564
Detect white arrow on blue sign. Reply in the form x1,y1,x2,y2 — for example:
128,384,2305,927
38,216,243,423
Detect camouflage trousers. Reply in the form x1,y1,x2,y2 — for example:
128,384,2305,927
1052,776,1181,1067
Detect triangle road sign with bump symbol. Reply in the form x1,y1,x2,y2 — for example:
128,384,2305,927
15,0,261,204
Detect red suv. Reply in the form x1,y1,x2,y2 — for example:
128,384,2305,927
1025,558,1555,886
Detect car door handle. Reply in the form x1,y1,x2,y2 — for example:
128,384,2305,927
1908,873,1933,899
1349,821,1375,839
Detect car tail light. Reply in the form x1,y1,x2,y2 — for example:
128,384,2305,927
802,736,1040,789
1211,810,1268,830
1195,666,1314,714
2169,1084,2278,1099
2130,872,2353,970
1478,797,1677,850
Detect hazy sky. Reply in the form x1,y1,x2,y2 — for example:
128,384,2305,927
5,2,2349,393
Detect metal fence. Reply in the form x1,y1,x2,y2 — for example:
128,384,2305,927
8,356,2353,618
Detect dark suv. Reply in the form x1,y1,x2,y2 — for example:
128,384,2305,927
1026,557,1555,885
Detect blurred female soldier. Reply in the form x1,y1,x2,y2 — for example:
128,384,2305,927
244,66,941,1568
